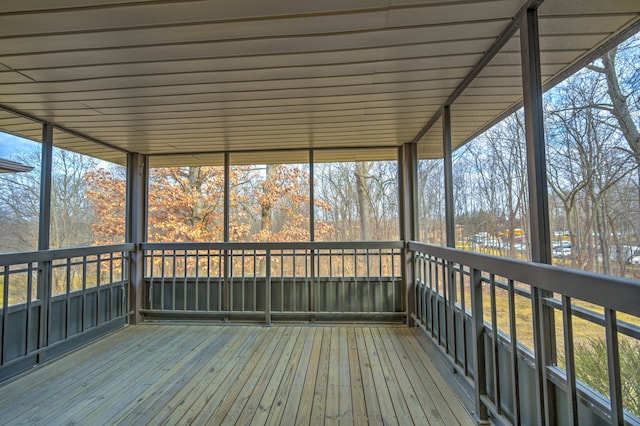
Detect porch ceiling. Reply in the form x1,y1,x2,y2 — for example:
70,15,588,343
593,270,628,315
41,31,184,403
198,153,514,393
0,0,638,165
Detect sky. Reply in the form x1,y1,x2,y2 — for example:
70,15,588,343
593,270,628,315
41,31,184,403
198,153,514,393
0,132,40,159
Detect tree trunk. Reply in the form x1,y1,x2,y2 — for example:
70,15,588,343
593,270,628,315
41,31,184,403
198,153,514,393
596,204,612,276
261,164,276,236
601,49,640,164
258,164,277,274
188,167,206,228
355,161,372,240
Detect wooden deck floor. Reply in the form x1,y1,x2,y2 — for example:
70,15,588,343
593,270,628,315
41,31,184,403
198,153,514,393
0,324,475,425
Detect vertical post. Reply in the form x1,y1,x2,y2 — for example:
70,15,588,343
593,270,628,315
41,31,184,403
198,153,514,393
605,309,623,425
520,7,556,425
39,123,53,252
399,143,417,326
443,106,455,249
126,152,148,324
443,105,457,356
38,122,54,361
521,8,551,265
224,152,230,243
309,149,315,242
309,150,316,317
470,267,488,423
562,296,579,426
223,152,230,314
265,249,272,326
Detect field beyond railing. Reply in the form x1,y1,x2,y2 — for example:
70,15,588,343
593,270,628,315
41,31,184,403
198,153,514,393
141,241,405,323
409,241,640,425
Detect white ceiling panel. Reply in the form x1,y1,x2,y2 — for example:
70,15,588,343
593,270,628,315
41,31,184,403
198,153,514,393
0,0,637,163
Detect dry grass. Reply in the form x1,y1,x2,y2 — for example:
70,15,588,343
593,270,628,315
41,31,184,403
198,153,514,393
457,278,640,417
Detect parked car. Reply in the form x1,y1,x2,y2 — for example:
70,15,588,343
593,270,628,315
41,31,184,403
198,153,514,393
630,255,640,265
553,247,571,258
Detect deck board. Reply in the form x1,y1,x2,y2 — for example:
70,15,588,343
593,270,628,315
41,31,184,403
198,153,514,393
0,324,475,425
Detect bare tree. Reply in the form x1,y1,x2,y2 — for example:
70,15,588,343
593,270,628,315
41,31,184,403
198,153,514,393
417,159,445,244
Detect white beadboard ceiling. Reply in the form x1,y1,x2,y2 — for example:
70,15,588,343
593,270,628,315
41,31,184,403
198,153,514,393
0,0,638,166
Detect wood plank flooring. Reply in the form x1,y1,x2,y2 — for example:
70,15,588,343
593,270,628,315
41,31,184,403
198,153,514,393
0,324,475,425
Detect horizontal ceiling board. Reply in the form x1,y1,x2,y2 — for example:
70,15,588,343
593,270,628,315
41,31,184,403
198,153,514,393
128,133,403,146
0,110,37,125
470,63,563,78
469,76,525,87
6,79,462,107
386,1,522,27
51,105,441,125
0,21,505,65
1,122,39,132
0,66,473,96
11,85,456,111
540,63,584,80
149,146,399,167
539,0,640,15
505,34,616,52
100,133,418,148
230,150,309,165
28,97,448,120
50,144,127,165
0,1,512,40
0,75,374,101
102,127,417,143
135,141,400,156
3,33,483,71
0,70,34,84
0,0,392,37
313,148,398,163
443,116,505,127
54,112,433,130
0,116,43,142
85,122,424,137
489,50,588,66
0,12,387,56
0,0,173,13
149,152,226,168
6,38,494,83
87,130,421,144
538,15,638,36
0,64,478,100
454,94,525,104
456,86,522,97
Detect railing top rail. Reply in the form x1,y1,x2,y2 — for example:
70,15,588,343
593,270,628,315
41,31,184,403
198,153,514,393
142,241,405,251
409,241,640,317
0,243,135,267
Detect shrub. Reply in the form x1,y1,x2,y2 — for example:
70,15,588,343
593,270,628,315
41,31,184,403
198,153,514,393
572,336,640,418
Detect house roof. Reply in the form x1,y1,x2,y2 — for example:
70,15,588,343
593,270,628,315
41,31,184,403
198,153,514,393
0,158,34,173
0,0,638,166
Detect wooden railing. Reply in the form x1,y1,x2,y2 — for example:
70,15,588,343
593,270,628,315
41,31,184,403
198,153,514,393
409,241,640,426
141,241,404,323
0,244,133,382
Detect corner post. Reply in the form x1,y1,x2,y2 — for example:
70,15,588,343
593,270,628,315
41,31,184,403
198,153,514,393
443,105,457,356
399,143,417,326
520,6,556,425
126,152,148,324
38,122,54,359
223,152,231,316
443,106,455,249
